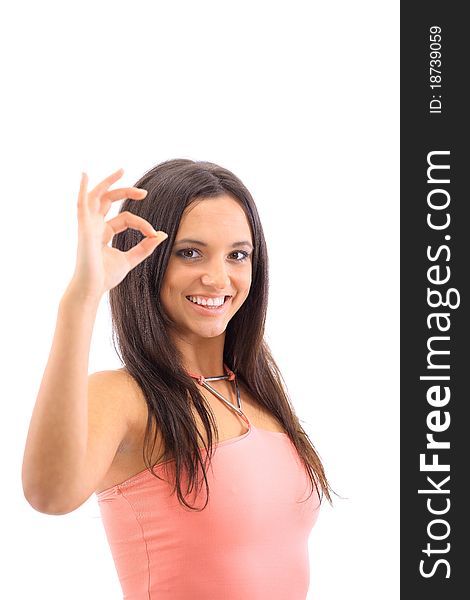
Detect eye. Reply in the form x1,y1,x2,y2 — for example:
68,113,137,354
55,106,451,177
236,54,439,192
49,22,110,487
175,248,250,262
229,251,250,262
179,248,200,259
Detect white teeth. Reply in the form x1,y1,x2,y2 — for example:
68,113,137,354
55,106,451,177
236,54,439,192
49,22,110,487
187,295,225,306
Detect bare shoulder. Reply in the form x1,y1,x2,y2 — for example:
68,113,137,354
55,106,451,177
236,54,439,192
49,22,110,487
88,367,137,402
89,368,149,435
87,368,158,496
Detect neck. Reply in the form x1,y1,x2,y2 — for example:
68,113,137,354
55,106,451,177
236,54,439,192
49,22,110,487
186,362,229,378
172,331,227,377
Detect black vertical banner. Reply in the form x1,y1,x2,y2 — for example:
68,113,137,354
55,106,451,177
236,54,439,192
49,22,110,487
401,3,469,598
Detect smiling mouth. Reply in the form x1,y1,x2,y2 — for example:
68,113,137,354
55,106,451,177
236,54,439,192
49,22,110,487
185,296,232,310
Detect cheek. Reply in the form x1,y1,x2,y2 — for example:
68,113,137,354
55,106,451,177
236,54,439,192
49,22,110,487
161,266,192,308
234,275,251,303
159,273,177,309
160,263,183,295
241,267,252,290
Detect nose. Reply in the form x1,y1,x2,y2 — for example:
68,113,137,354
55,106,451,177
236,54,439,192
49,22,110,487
200,257,231,290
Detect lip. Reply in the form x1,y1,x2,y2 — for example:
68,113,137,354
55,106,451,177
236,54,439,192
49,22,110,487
187,294,232,298
185,295,232,316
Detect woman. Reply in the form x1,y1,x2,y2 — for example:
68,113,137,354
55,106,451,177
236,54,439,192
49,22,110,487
22,158,332,599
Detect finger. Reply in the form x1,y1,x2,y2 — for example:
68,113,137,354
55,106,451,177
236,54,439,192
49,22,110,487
124,235,169,271
103,187,148,203
98,187,148,217
103,211,166,245
77,172,90,218
89,168,125,200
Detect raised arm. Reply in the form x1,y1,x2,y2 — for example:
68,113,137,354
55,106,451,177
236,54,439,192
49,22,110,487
22,169,167,514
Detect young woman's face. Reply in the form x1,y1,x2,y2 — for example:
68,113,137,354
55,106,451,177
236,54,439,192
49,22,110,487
160,194,254,341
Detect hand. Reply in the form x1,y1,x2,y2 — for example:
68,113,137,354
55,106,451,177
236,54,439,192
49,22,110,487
69,168,167,300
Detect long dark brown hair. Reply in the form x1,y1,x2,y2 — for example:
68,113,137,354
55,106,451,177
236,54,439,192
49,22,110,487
109,158,333,510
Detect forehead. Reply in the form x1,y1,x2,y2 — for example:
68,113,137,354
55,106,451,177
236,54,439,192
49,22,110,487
179,195,252,237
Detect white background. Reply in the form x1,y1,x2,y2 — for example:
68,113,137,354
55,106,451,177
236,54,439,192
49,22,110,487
1,1,399,598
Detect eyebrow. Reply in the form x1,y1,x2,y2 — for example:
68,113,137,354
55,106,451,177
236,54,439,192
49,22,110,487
173,238,254,250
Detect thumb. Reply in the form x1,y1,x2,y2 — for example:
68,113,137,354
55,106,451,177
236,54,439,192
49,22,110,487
126,233,169,269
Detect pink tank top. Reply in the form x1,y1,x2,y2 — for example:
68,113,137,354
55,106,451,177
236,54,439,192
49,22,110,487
96,394,321,599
